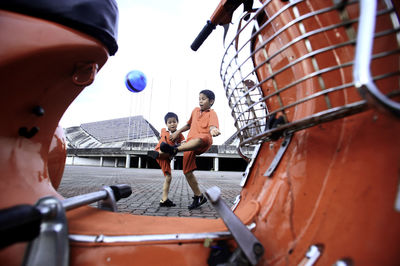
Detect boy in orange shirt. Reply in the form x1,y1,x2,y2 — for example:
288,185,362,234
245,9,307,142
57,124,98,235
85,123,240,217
148,112,185,207
160,90,220,210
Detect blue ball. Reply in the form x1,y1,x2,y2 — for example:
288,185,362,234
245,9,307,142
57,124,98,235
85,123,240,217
125,70,147,93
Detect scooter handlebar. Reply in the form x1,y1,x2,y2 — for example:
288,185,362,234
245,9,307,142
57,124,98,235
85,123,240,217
190,20,216,51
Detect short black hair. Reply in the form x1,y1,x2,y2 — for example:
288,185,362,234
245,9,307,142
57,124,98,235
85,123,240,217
200,89,215,101
164,112,178,124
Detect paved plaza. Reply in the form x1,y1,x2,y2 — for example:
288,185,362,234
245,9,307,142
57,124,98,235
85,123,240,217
58,166,244,219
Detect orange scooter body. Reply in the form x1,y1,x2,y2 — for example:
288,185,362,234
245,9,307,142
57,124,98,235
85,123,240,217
0,1,399,265
0,9,109,265
226,0,400,264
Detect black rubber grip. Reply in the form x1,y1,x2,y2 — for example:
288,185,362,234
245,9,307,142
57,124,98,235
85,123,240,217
0,205,42,249
110,184,132,201
191,20,216,51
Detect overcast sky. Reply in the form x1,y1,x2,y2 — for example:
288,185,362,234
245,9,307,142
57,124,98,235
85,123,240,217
60,0,241,145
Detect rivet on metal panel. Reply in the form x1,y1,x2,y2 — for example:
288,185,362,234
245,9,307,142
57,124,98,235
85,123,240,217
18,126,39,138
32,106,45,116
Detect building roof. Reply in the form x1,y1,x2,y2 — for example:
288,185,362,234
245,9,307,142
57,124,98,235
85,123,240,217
65,115,160,149
63,115,250,155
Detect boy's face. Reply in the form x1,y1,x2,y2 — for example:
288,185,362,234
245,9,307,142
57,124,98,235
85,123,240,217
166,117,178,132
199,93,214,111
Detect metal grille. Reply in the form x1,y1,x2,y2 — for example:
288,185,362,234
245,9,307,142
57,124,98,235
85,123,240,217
220,0,400,152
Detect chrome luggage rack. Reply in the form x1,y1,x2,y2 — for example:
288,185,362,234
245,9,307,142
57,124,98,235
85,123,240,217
220,0,400,160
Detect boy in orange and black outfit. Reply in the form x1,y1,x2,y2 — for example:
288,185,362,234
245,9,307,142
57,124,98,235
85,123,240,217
148,112,185,207
160,90,220,210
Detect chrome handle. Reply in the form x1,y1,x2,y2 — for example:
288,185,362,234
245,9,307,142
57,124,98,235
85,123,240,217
353,0,400,117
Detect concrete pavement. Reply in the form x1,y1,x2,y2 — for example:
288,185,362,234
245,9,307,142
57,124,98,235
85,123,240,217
58,165,244,219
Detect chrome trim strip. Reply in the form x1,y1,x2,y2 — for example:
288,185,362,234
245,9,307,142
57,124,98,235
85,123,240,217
231,195,241,211
69,223,257,244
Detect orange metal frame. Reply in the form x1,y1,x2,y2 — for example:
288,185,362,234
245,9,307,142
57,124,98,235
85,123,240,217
1,1,400,264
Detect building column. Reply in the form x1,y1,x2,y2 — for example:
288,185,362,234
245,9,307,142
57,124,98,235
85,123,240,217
138,156,142,169
99,156,103,167
213,157,219,172
71,156,75,165
171,158,175,170
114,158,118,167
125,154,130,168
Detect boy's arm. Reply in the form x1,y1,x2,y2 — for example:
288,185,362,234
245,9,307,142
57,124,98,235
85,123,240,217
209,126,221,137
209,110,220,137
170,124,190,141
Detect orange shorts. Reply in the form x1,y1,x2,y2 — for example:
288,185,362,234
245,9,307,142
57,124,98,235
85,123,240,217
155,146,172,176
183,133,212,174
156,157,171,176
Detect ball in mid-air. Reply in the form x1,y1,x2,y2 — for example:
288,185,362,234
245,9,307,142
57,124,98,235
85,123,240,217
125,70,147,93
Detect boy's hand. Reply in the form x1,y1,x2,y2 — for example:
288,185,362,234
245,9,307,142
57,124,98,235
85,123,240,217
210,127,221,137
169,131,178,142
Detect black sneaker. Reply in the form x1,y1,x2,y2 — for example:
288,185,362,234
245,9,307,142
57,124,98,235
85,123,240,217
160,198,176,207
160,142,178,156
188,194,207,210
147,150,159,160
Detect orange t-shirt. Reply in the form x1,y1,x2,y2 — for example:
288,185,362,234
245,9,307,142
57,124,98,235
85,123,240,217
155,128,184,151
186,107,219,142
